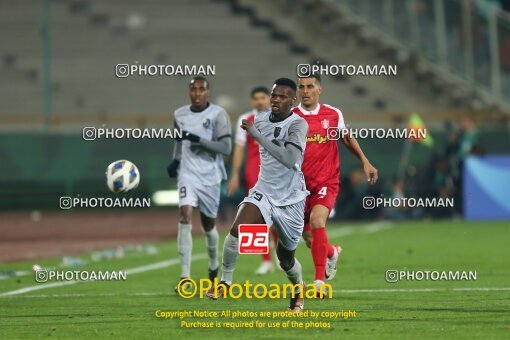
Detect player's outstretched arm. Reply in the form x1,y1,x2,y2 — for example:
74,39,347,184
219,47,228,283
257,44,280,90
172,131,182,161
243,119,308,169
181,110,232,156
340,134,378,185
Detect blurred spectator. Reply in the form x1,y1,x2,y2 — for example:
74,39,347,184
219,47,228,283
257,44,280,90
337,168,382,220
430,156,456,218
452,117,479,214
400,117,482,220
458,117,480,160
502,0,510,11
384,179,411,220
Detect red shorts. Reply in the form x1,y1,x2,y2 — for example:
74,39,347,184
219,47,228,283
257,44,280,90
303,181,339,232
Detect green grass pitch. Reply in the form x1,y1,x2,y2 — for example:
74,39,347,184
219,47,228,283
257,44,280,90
1,220,509,339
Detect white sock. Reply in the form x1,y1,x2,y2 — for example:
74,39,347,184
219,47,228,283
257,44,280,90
177,223,192,278
204,227,219,270
220,233,239,285
285,258,303,290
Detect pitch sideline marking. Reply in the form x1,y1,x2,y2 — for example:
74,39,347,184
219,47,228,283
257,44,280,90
0,254,208,297
0,221,392,298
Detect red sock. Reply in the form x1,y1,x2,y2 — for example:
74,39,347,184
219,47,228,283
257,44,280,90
327,244,335,258
261,252,271,261
311,227,328,281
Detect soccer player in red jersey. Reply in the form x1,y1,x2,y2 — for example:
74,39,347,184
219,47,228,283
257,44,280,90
293,74,378,295
227,86,278,275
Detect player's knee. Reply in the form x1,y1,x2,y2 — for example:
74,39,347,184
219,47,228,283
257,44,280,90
202,223,214,232
310,215,326,229
229,224,239,238
179,211,192,224
179,215,191,224
179,208,192,224
201,216,216,232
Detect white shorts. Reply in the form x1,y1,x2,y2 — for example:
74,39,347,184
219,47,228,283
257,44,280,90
241,189,305,251
178,179,221,218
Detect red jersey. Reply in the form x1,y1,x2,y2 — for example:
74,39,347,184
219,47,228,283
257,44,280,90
292,103,346,191
235,110,260,190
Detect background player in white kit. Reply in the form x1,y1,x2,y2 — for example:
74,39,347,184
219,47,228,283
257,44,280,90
207,78,309,312
167,76,232,291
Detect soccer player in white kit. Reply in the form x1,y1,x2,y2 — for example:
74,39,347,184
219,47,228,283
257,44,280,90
207,78,309,312
167,77,232,291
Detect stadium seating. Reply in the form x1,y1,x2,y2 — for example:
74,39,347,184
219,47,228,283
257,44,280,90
1,0,458,126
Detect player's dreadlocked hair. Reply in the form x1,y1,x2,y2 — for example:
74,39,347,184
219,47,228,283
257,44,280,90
273,78,297,94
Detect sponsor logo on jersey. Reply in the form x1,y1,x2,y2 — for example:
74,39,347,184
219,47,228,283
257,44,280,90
307,133,329,144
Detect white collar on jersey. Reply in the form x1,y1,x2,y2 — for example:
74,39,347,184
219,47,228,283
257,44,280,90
297,103,321,115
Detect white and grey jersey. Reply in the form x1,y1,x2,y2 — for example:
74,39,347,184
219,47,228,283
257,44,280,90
252,110,309,206
173,103,231,186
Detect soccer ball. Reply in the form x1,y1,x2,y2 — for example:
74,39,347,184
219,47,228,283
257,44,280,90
106,160,140,193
